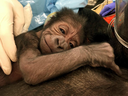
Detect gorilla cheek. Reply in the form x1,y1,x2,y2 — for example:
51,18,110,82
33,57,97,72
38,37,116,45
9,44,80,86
39,37,52,54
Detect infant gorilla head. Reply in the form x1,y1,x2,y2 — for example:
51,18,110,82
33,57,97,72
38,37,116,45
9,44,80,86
37,8,86,54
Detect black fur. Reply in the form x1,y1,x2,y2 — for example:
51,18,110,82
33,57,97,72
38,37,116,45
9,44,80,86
78,8,112,43
78,8,128,68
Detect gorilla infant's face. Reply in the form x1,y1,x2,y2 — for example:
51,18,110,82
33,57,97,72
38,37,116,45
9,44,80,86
39,21,83,54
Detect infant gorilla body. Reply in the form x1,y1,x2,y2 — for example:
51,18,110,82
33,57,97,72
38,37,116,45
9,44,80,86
0,8,123,87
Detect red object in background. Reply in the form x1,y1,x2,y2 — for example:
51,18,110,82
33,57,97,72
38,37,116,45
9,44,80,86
103,14,115,26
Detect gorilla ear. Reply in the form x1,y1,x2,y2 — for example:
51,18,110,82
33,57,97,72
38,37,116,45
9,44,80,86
44,12,56,26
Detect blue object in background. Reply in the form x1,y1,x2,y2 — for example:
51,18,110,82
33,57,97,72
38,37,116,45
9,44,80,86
18,0,49,30
18,0,88,30
55,0,88,13
46,0,58,13
100,2,115,17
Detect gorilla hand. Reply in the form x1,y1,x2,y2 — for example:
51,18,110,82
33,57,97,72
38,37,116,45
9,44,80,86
80,42,122,75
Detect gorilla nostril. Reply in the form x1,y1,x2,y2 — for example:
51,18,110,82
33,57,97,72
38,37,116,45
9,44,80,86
56,38,59,45
57,46,63,49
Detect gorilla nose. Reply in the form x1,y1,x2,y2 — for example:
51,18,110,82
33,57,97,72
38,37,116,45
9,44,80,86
53,35,68,52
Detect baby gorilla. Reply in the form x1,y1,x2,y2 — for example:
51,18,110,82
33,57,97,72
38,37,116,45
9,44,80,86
0,8,120,87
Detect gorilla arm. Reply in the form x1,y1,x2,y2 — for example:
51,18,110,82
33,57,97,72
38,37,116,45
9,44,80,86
18,41,121,85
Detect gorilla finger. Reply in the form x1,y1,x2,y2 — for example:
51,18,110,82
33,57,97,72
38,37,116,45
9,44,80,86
110,62,122,76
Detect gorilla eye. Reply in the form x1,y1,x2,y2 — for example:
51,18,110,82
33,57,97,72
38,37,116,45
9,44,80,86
59,28,65,34
69,43,74,48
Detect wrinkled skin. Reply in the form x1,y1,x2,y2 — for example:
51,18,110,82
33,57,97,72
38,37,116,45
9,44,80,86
39,21,83,54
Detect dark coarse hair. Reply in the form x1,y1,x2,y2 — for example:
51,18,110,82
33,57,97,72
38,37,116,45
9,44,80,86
78,8,113,44
43,8,86,30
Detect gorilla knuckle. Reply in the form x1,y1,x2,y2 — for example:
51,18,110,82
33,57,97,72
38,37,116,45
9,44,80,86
103,42,110,46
